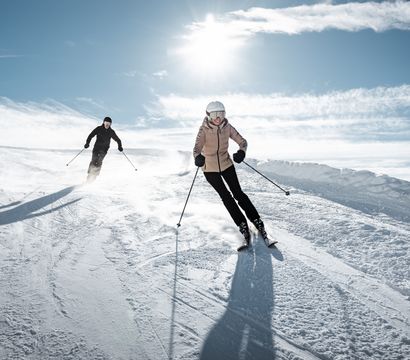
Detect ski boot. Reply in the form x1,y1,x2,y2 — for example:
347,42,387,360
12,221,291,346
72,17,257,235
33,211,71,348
253,218,277,247
86,172,97,183
237,222,251,251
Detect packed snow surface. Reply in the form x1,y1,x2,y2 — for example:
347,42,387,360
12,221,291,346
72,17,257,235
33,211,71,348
0,146,409,359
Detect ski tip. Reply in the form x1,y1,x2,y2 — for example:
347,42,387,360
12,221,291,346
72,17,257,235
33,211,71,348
237,245,248,252
237,242,250,251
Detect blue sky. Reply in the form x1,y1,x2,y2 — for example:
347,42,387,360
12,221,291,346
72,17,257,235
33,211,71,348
1,0,409,122
2,0,272,119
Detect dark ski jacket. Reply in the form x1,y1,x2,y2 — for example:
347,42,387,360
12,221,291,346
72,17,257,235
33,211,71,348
86,125,122,153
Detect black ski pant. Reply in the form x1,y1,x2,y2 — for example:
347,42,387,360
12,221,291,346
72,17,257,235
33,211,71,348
87,150,107,177
204,165,260,227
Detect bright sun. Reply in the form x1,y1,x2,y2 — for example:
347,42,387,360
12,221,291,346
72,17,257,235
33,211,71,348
178,14,242,77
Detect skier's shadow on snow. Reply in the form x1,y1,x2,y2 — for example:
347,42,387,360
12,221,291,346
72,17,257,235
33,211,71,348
0,186,80,226
200,235,283,360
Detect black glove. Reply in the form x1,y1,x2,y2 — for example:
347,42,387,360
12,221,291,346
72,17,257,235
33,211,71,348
84,143,90,149
118,146,123,152
233,150,245,163
195,154,205,167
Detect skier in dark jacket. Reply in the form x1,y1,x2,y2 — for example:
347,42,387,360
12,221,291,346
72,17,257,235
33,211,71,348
84,116,123,182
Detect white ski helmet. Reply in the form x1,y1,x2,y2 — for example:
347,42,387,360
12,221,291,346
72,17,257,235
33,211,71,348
206,101,225,116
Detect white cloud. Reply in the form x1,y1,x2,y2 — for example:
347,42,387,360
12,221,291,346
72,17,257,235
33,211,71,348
1,89,409,180
0,97,97,149
0,49,23,58
0,55,22,59
122,70,139,78
144,85,410,179
150,85,410,136
75,97,105,110
152,70,168,79
189,1,410,39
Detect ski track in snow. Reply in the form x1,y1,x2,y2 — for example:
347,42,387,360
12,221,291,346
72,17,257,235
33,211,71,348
0,146,409,359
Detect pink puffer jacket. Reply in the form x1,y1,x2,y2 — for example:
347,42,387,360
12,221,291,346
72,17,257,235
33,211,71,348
193,118,247,172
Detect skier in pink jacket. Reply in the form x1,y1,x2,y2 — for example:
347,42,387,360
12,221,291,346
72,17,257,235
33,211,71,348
193,101,268,250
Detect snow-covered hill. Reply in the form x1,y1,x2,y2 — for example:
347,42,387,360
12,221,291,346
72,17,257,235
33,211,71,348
0,145,409,359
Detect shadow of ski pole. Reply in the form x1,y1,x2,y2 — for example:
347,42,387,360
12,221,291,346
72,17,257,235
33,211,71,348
168,227,180,359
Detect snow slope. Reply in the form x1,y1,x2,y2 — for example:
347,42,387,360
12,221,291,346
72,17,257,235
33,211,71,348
0,145,409,359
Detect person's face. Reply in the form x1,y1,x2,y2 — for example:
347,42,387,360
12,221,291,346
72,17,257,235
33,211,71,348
104,121,111,129
212,117,222,125
209,111,225,126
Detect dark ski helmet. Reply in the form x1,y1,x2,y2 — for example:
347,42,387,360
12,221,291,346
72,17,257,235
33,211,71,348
103,116,112,123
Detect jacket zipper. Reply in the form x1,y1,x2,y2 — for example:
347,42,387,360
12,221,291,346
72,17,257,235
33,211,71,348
216,126,221,172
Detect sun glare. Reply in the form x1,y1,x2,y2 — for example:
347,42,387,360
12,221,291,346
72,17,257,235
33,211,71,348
178,14,243,77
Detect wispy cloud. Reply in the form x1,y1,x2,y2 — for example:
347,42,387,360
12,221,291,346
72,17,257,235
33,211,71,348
152,70,168,80
188,1,410,39
150,85,410,137
123,70,139,78
75,97,105,110
147,85,410,179
0,97,96,149
122,69,168,80
146,85,410,172
0,48,24,59
1,91,409,180
0,54,23,59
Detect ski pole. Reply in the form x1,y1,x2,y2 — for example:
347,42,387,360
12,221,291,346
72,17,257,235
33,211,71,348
122,151,138,171
177,167,200,227
243,161,290,196
66,148,85,166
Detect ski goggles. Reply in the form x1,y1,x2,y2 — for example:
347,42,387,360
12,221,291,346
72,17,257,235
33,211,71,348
208,111,225,121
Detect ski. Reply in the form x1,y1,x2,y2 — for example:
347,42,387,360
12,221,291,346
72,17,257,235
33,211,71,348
252,219,278,248
264,236,278,248
237,240,249,251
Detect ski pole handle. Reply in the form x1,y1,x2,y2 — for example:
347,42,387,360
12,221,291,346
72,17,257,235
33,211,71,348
66,148,85,166
243,161,290,196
